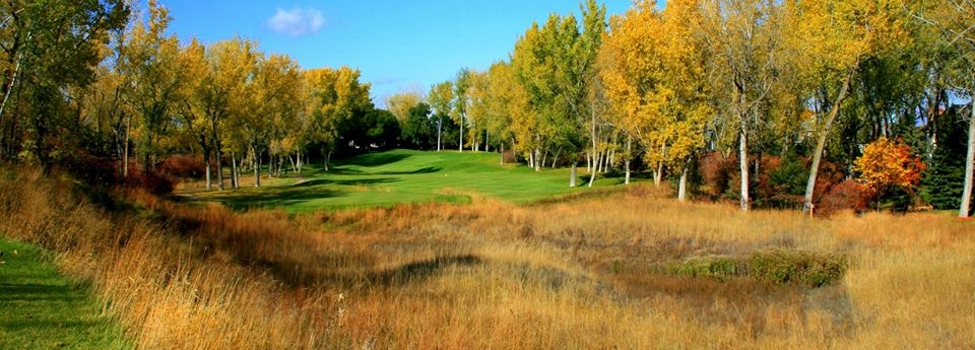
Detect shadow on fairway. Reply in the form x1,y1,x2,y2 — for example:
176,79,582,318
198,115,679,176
372,166,441,175
347,152,411,167
219,187,347,210
294,177,398,187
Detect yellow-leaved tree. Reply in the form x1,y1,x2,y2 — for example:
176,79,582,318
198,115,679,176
787,0,911,213
698,0,782,211
427,80,453,152
602,0,711,201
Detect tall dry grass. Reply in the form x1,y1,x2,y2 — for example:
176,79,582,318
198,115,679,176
1,168,973,349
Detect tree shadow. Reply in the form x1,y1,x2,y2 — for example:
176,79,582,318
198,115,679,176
345,153,411,167
218,187,348,211
294,177,398,187
256,254,483,289
372,166,441,175
365,255,482,286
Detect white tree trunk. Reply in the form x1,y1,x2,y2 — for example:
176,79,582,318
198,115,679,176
205,157,212,191
654,160,664,187
679,160,690,203
804,70,853,214
960,92,975,218
588,152,599,187
570,163,577,187
739,121,750,211
624,136,632,185
534,148,542,172
296,149,302,173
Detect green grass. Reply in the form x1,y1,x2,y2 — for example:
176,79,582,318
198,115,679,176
0,237,131,350
189,149,630,212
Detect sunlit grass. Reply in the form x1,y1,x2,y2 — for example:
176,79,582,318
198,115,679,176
180,150,626,212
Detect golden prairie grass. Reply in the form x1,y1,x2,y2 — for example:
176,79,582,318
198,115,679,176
1,169,973,349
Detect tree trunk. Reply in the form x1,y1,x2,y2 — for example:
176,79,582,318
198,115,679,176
437,117,442,152
213,146,224,191
570,163,577,187
254,147,261,188
588,152,599,187
205,156,212,191
500,143,505,166
803,72,854,214
960,91,975,218
654,160,664,187
739,120,750,211
926,86,944,158
296,149,302,173
654,142,666,186
624,135,632,185
541,149,549,170
459,118,464,152
231,152,239,189
123,116,130,178
679,158,690,203
0,34,25,144
534,148,541,172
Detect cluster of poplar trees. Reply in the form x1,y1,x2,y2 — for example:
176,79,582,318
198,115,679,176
0,0,392,191
1,0,973,217
404,0,975,217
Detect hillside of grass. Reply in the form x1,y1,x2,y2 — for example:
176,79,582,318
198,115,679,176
183,149,627,211
0,237,130,349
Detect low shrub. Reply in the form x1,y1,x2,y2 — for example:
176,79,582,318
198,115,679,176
157,154,206,180
816,180,870,216
697,152,737,200
664,250,847,288
749,250,847,288
124,168,174,195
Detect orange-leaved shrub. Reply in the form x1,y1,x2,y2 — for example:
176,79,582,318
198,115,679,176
854,137,926,212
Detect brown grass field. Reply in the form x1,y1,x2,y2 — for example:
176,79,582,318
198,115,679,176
1,169,973,349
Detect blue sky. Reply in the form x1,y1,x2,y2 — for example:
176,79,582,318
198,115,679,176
152,0,635,107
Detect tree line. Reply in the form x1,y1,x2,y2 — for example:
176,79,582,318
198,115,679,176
407,0,975,217
1,0,973,217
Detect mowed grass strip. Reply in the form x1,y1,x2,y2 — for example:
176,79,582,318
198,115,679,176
0,237,130,350
189,149,626,212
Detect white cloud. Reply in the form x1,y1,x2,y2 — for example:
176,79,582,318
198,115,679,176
267,7,325,37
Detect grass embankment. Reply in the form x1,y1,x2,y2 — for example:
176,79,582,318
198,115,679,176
181,149,625,211
2,168,974,349
0,237,130,349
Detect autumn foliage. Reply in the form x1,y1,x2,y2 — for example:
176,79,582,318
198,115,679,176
855,138,925,192
854,137,926,210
